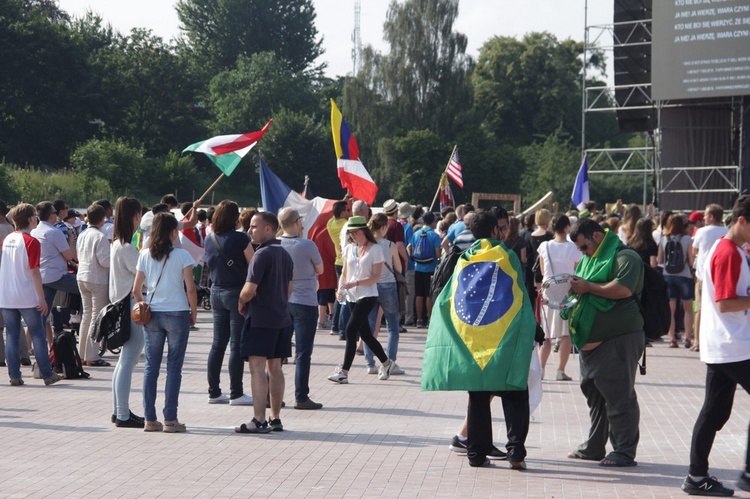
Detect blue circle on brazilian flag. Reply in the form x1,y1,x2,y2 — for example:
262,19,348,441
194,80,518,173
453,262,514,326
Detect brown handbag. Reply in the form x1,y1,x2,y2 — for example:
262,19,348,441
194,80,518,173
131,253,169,326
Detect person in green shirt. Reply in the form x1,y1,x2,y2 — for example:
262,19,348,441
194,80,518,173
567,218,644,467
326,200,351,337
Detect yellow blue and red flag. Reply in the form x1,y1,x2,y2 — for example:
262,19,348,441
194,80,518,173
422,238,536,392
330,99,378,205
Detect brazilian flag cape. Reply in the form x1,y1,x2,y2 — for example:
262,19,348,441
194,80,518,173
421,238,536,392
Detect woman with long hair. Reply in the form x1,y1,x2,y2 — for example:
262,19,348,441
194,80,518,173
657,213,695,348
619,204,642,244
363,213,405,376
537,214,579,380
504,217,528,274
628,218,659,268
204,200,254,405
132,212,197,432
110,196,146,427
327,216,395,384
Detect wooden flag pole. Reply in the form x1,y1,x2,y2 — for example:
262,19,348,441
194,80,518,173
184,172,226,219
428,145,458,212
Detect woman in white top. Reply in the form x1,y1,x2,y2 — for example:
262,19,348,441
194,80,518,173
327,216,395,384
110,196,145,428
132,212,197,432
537,214,579,381
76,203,111,366
363,213,405,376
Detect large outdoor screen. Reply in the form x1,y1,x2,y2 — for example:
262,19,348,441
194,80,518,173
652,0,750,100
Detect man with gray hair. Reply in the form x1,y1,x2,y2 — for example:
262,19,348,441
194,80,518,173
278,207,325,410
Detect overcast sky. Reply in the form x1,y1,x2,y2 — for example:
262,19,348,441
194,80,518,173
56,0,613,78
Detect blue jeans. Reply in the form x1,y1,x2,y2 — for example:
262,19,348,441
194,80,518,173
365,282,401,366
43,273,79,331
289,303,318,402
207,286,245,399
338,300,351,340
112,297,145,419
2,307,54,379
142,311,191,422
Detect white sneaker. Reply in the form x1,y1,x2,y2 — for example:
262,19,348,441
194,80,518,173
208,394,230,404
378,360,394,380
327,367,348,384
366,365,378,375
390,363,406,375
229,394,254,406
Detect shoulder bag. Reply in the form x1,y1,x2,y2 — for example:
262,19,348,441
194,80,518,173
131,252,169,326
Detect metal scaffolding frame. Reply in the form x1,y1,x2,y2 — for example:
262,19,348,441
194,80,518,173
582,1,743,210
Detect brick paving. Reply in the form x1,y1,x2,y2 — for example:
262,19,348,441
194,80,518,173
1,310,749,498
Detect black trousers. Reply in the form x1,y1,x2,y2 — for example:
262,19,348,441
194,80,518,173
467,389,530,465
342,297,387,371
689,359,750,476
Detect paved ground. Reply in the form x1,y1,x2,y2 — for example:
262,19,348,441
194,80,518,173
1,310,749,498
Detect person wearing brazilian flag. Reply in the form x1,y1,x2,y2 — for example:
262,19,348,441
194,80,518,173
564,218,645,468
422,208,537,469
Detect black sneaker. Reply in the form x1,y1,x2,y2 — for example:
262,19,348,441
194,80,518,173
681,475,734,496
449,435,467,454
487,446,508,460
268,418,284,432
115,415,146,428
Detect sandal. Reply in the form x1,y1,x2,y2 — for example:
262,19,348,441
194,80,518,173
684,339,692,349
567,451,603,461
163,420,186,433
669,341,678,348
84,359,111,367
144,420,163,432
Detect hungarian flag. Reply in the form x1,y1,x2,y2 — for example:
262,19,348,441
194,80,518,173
422,238,536,392
439,174,454,210
330,99,378,205
182,120,272,176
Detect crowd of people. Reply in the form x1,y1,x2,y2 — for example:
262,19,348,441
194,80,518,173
1,190,750,496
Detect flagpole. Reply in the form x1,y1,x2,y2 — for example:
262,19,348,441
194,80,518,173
184,173,226,218
429,145,458,212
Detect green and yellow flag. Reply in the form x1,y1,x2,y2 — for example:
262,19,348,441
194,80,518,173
422,238,536,392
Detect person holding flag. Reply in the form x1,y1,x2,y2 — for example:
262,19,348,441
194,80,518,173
422,208,537,468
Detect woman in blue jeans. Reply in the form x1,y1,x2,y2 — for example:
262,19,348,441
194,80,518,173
203,200,254,405
364,214,406,375
0,204,63,386
110,196,146,427
132,213,197,432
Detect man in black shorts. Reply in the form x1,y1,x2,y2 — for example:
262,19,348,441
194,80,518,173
235,212,293,434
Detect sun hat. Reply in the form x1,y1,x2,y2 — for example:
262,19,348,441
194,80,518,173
383,199,398,214
398,202,415,219
346,216,368,231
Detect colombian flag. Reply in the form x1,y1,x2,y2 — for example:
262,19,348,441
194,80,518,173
330,99,378,205
422,239,536,392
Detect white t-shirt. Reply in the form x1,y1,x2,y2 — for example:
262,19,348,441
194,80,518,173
700,238,750,364
0,231,42,309
341,242,384,302
538,240,579,279
136,247,195,312
692,225,729,281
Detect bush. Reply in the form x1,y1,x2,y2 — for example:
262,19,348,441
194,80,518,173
7,166,112,207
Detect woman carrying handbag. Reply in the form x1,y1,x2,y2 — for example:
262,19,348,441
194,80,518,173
132,212,197,433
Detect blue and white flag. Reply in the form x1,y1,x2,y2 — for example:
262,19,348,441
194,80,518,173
571,155,590,211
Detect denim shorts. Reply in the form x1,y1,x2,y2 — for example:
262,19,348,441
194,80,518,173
663,274,695,301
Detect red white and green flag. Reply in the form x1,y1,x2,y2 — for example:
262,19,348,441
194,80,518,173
182,120,272,176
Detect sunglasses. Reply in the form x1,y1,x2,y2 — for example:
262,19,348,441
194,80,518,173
577,238,592,253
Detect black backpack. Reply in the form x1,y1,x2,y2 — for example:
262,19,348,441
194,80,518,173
51,331,89,379
92,296,131,354
664,235,686,273
430,245,464,302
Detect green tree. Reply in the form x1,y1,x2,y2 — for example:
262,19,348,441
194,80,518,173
207,52,317,134
176,0,323,74
519,129,580,207
0,0,91,166
89,29,206,156
70,139,149,198
377,129,448,203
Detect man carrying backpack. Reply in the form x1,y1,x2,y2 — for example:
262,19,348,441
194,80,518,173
564,218,644,467
680,195,750,497
407,212,441,328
